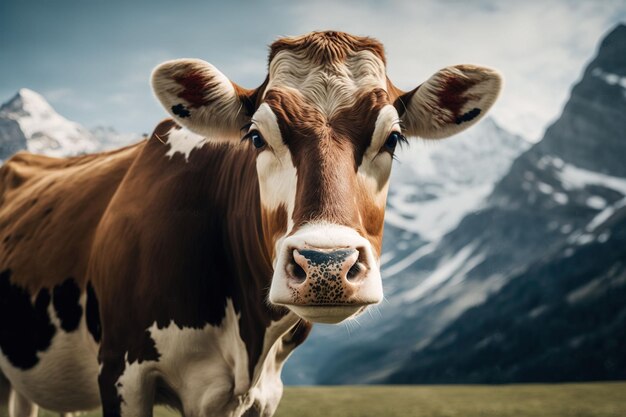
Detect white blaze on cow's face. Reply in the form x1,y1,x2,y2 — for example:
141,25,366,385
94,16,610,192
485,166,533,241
151,31,502,324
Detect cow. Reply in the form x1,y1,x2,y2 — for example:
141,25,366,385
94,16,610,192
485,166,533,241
0,31,501,417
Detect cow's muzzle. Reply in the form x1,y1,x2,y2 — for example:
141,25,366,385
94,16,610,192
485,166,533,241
269,224,383,323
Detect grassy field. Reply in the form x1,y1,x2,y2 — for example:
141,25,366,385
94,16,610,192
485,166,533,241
26,382,626,417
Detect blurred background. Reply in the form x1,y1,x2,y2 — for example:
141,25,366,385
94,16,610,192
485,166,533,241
1,0,625,388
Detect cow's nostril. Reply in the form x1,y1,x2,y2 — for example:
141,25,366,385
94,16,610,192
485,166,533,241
289,249,309,283
292,262,307,281
346,263,362,281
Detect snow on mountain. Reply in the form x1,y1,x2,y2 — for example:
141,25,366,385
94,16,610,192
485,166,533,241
382,117,528,274
0,89,101,158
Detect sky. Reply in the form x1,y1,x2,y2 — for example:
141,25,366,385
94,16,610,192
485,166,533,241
1,0,625,141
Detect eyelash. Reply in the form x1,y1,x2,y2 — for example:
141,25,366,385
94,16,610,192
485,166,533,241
383,131,407,152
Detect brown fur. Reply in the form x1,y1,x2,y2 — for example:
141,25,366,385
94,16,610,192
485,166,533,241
87,123,290,385
234,76,270,119
264,87,389,254
175,69,221,109
269,31,387,66
437,68,478,120
0,143,143,293
0,118,295,406
261,205,288,261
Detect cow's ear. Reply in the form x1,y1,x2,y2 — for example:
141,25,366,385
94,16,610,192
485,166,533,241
151,59,260,140
395,65,502,139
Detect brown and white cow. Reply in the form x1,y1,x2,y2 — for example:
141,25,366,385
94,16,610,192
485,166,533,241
0,31,500,417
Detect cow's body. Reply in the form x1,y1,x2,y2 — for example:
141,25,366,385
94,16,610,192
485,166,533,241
0,124,311,416
0,31,501,417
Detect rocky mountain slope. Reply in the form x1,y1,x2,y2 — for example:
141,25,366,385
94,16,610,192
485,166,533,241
384,23,626,384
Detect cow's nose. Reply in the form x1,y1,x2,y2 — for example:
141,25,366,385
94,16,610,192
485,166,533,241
269,224,383,323
289,248,364,285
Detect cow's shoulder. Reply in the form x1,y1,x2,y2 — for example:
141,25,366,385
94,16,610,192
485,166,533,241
88,118,261,342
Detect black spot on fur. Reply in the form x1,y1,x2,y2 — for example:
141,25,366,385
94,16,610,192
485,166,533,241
127,330,161,364
98,354,125,417
43,207,53,216
98,330,161,416
52,277,82,332
455,107,481,124
0,269,56,369
171,103,191,118
86,282,101,343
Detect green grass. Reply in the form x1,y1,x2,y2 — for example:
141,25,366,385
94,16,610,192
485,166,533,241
27,382,626,417
275,383,626,417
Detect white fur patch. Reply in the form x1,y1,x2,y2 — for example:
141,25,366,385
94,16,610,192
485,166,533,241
8,389,38,417
116,299,248,416
253,104,298,234
164,127,208,161
0,294,100,413
115,299,300,417
357,104,397,209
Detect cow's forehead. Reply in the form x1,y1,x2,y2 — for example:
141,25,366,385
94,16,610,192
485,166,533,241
264,34,388,117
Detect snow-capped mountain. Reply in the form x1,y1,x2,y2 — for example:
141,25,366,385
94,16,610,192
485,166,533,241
385,23,626,384
381,117,528,275
0,89,139,160
286,23,626,385
282,114,529,384
0,89,101,158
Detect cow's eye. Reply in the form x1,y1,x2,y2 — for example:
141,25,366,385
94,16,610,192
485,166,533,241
385,131,404,151
244,130,266,149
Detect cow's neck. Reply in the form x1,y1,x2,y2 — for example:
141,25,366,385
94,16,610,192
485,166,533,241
192,140,300,382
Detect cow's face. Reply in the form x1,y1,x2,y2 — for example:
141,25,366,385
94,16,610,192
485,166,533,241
152,31,501,323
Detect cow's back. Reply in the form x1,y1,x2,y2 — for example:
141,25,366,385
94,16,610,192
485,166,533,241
0,143,143,291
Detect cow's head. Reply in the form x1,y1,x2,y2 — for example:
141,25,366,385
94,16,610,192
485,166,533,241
151,31,501,323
